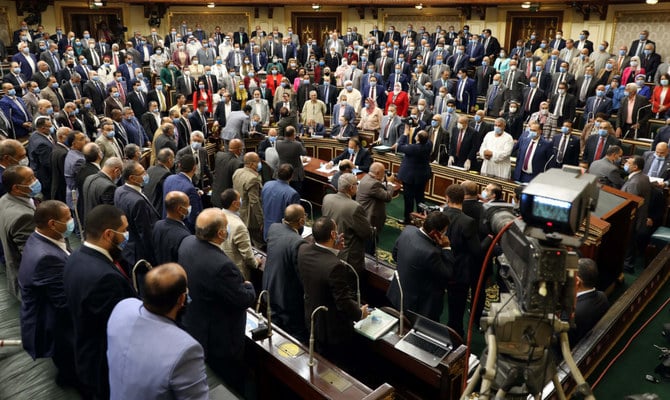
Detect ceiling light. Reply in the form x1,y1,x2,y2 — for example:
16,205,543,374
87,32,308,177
646,0,658,4
415,3,423,9
93,1,103,6
207,2,215,7
521,2,531,8
312,4,321,9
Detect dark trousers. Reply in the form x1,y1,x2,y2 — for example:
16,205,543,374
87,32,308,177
402,180,427,222
447,283,468,338
208,354,246,396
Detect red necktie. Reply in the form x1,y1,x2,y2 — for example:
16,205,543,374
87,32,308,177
523,140,535,170
594,137,605,160
456,130,464,157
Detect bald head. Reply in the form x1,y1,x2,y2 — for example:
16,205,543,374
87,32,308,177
244,152,260,167
142,263,188,317
284,204,306,227
461,180,479,198
655,142,669,158
229,139,243,155
165,191,190,219
195,208,227,243
368,162,386,181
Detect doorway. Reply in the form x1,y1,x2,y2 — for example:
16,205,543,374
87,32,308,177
291,12,341,47
505,12,563,47
63,7,124,44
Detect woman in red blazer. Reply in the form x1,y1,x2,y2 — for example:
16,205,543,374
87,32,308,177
192,84,213,114
385,82,409,117
652,73,670,119
265,68,283,96
621,56,645,85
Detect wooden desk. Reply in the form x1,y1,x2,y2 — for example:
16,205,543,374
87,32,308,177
244,310,394,400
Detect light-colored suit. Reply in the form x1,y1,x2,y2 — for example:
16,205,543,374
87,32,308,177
588,157,624,189
232,167,264,246
322,191,373,273
248,98,271,126
379,115,402,146
356,174,393,234
95,135,123,166
0,194,36,299
221,208,258,280
220,110,249,141
107,298,209,400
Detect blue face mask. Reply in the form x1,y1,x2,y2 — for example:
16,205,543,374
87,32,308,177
269,136,277,143
191,142,202,150
22,179,42,197
623,164,630,173
114,230,129,250
494,126,502,134
257,161,262,172
347,147,354,155
446,106,454,113
561,126,569,134
7,89,16,96
598,129,608,137
58,218,75,239
431,120,439,128
142,174,150,186
528,130,538,139
474,115,481,122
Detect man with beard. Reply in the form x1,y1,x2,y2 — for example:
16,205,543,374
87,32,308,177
107,263,208,400
63,205,136,399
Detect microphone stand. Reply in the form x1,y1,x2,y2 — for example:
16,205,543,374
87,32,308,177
634,103,652,140
394,270,404,336
340,260,361,307
308,305,329,367
71,189,83,237
132,259,153,294
255,289,273,338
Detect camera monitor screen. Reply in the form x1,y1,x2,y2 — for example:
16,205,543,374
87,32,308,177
520,193,574,234
532,196,571,224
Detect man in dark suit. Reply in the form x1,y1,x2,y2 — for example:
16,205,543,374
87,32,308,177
426,114,449,164
481,29,501,59
550,62,576,95
141,102,160,140
0,82,33,139
318,81,338,112
82,157,122,223
549,30,567,51
275,126,307,193
233,27,249,47
127,80,149,118
628,30,655,58
475,57,496,97
521,76,546,120
622,155,652,272
74,143,102,221
443,185,482,336
449,115,478,169
573,67,599,107
512,123,554,183
261,204,308,341
143,148,174,214
583,86,613,125
329,138,372,172
63,205,136,399
452,69,477,113
356,162,395,255
27,118,54,199
18,200,77,385
49,129,69,202
211,139,244,208
213,92,241,129
152,191,191,265
396,129,432,224
176,131,212,190
387,211,454,322
550,122,581,169
298,217,369,364
322,173,373,275
83,73,107,115
163,155,204,233
582,122,622,167
153,123,178,156
643,143,670,184
569,258,610,345
616,83,652,139
114,161,160,265
549,81,577,126
178,208,256,392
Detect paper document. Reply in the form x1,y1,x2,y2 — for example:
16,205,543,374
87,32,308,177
317,165,339,173
354,308,398,340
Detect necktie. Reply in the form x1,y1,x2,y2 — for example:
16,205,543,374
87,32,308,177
488,85,497,107
113,53,119,68
456,130,464,157
526,61,532,78
74,84,80,100
349,152,355,162
458,80,464,101
138,91,144,106
158,91,165,112
92,50,99,66
186,78,191,93
445,114,451,129
594,137,605,160
52,54,60,71
580,77,590,102
556,73,564,94
383,119,391,139
200,112,207,135
557,134,567,163
554,95,564,116
550,60,556,72
525,89,534,111
523,140,535,170
594,97,601,112
506,70,513,87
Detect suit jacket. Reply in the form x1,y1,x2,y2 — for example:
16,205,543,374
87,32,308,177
449,126,478,167
583,134,622,165
275,138,307,181
176,146,212,189
82,171,116,220
63,245,135,397
28,132,53,197
12,52,37,79
107,297,208,400
0,194,36,299
588,157,625,188
211,151,243,207
550,133,580,168
322,192,373,273
356,174,393,233
331,103,356,126
260,180,300,239
484,83,507,116
512,136,554,182
643,150,670,183
178,236,255,358
426,125,449,164
584,95,613,122
331,147,372,172
104,96,124,118
475,65,496,96
83,80,107,114
521,87,546,116
622,171,652,229
232,167,264,234
572,76,599,105
262,222,307,338
142,164,171,219
549,92,577,125
570,290,609,345
220,110,249,140
114,185,160,265
50,143,68,202
163,173,203,233
154,133,178,156
75,162,100,217
298,243,361,346
0,95,33,138
151,218,191,266
221,208,257,280
387,225,454,321
444,207,481,285
397,134,432,184
616,95,651,137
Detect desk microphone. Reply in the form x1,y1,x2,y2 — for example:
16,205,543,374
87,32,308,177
71,189,83,237
372,227,379,266
132,259,153,294
252,290,272,340
341,260,361,307
308,305,329,367
394,270,404,336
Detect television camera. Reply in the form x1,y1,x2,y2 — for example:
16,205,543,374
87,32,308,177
461,167,599,400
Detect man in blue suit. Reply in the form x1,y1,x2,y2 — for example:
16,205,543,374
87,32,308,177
0,82,33,139
162,154,203,233
117,55,139,86
27,117,54,199
583,85,613,126
114,160,160,265
465,37,485,66
63,205,136,399
395,129,432,224
107,263,209,400
178,208,256,393
331,94,356,128
452,68,477,113
260,163,300,240
152,191,192,265
550,122,581,169
19,200,77,386
512,122,554,183
385,65,409,92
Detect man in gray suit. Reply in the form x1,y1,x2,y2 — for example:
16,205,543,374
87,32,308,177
0,166,38,299
220,105,251,147
82,157,123,220
357,162,395,255
587,145,624,189
484,74,507,117
322,173,373,275
378,105,403,146
622,155,652,272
